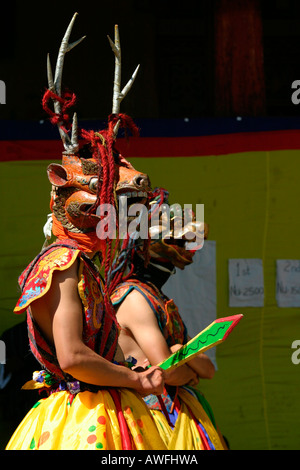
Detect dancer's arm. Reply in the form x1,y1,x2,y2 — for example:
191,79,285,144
170,343,215,379
116,290,198,387
29,262,164,397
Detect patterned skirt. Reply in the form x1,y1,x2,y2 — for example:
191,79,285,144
144,387,227,450
5,388,167,450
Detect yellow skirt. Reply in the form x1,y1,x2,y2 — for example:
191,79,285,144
148,388,226,450
6,388,167,450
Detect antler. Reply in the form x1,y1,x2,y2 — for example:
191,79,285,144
107,25,140,137
47,12,85,153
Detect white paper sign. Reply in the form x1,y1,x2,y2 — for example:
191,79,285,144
276,260,300,307
228,259,264,307
163,241,217,366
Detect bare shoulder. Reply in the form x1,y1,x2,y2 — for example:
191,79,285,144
117,288,152,314
116,288,156,330
30,260,80,343
52,258,79,288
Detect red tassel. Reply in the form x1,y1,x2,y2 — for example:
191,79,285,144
109,389,132,450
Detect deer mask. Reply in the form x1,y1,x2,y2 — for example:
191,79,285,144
43,14,151,253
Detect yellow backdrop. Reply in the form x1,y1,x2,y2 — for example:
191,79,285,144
1,145,300,449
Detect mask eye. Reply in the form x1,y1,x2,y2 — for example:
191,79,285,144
89,177,98,192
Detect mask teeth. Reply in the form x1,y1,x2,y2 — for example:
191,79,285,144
184,240,204,252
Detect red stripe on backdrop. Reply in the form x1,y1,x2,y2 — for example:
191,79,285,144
0,129,300,162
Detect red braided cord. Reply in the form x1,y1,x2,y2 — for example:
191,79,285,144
43,88,141,320
108,113,140,138
42,89,76,133
80,127,119,323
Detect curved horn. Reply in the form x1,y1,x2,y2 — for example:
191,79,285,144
107,25,140,137
47,12,85,153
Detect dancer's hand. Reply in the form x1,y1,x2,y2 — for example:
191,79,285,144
165,344,199,386
137,350,199,388
134,366,165,396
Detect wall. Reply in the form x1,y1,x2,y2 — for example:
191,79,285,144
1,118,300,449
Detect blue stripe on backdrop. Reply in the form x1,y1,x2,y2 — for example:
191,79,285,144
1,117,300,140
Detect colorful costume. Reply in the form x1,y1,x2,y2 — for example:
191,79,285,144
112,190,227,450
6,243,165,450
6,15,166,450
